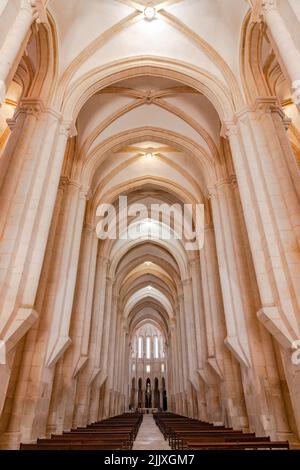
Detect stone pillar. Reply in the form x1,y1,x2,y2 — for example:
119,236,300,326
0,103,72,416
175,298,187,391
226,102,300,437
0,179,65,448
189,256,214,422
210,177,284,436
261,0,300,105
111,314,122,415
181,278,201,417
0,0,46,103
117,329,126,414
169,325,179,408
72,256,109,427
200,224,248,429
108,299,120,417
97,282,117,420
210,180,252,369
48,224,99,433
45,182,87,368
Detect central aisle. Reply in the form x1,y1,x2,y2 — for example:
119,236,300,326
133,414,171,450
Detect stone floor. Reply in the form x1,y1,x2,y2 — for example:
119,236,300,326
133,414,171,450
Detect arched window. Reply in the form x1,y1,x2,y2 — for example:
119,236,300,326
138,336,143,358
160,336,165,357
146,364,151,373
146,336,151,359
161,363,165,373
154,336,159,358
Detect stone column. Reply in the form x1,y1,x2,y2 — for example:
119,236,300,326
0,0,45,103
72,256,109,427
210,177,281,436
117,322,127,414
169,324,179,410
174,309,186,414
181,278,202,417
177,292,190,416
200,224,248,429
111,313,122,415
0,179,66,447
227,102,300,436
189,257,214,421
49,224,99,433
116,328,126,414
45,182,87,368
107,297,120,417
94,282,117,420
210,180,252,369
0,104,72,416
261,0,300,105
0,107,73,359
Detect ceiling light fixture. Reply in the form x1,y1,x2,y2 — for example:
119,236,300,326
145,152,154,159
144,5,156,21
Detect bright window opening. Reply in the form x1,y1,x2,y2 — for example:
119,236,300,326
154,336,159,358
138,336,143,358
146,336,151,359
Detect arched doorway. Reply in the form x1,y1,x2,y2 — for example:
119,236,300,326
129,377,136,410
145,378,152,408
154,377,160,409
162,377,168,411
138,378,143,409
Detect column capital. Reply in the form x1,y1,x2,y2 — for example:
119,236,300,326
252,96,281,114
21,0,48,25
80,185,92,200
261,0,277,13
83,186,93,200
84,222,96,233
292,80,300,106
228,98,290,128
98,254,109,265
181,277,192,287
59,175,70,189
204,223,214,232
223,120,238,139
17,98,45,118
59,120,77,138
207,177,233,198
6,117,17,131
189,255,200,267
68,180,82,191
20,0,38,14
252,98,291,128
15,99,62,122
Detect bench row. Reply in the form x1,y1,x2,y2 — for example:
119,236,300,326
154,413,289,450
20,412,143,450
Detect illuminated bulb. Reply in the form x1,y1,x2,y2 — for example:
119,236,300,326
145,152,154,159
144,5,156,20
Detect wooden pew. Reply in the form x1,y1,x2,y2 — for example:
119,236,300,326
20,412,142,451
154,412,289,451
